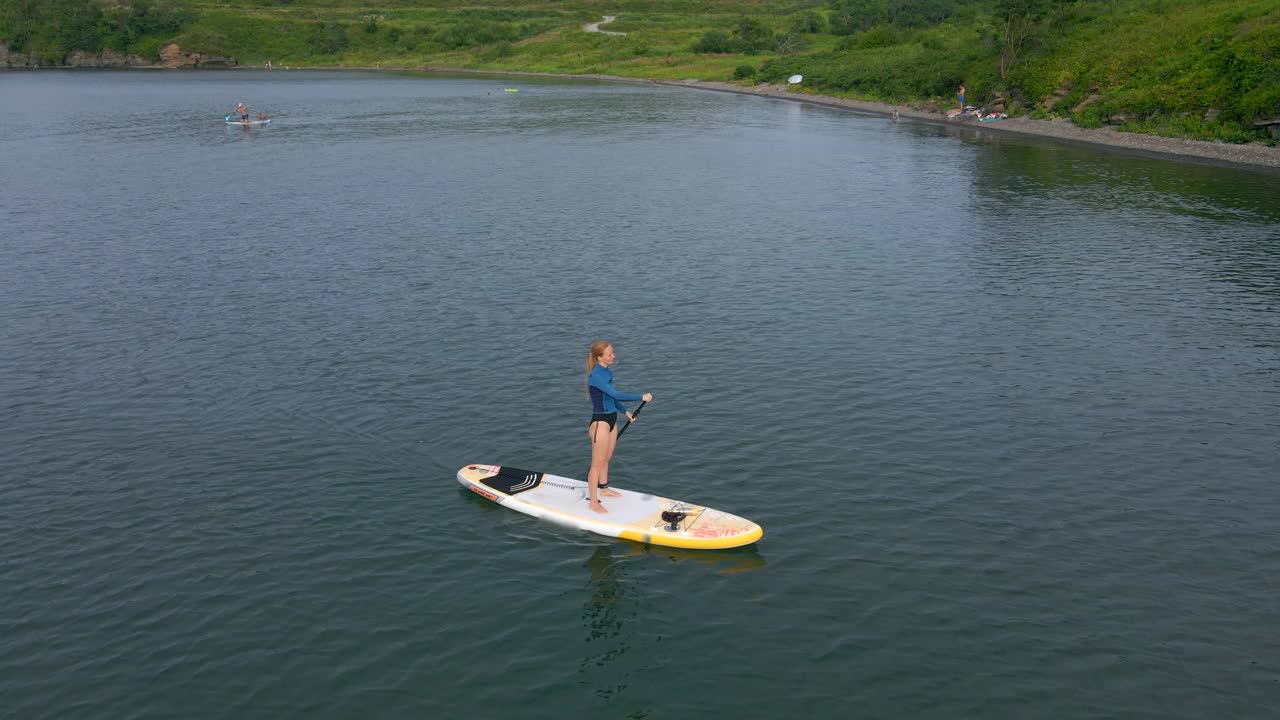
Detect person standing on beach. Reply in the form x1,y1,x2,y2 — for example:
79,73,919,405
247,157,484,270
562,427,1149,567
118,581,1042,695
585,340,652,515
957,84,966,111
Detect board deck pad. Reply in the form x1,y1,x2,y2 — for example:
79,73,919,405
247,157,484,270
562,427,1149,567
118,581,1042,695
457,464,763,550
480,466,544,495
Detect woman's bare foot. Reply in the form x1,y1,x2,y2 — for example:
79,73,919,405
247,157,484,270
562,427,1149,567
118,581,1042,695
589,501,608,514
601,487,622,498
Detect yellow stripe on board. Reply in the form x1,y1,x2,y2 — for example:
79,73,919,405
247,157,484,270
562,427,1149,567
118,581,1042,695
619,526,763,550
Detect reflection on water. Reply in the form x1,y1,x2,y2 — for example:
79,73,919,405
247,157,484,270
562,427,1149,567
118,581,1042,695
960,131,1280,348
964,130,1280,224
576,541,765,711
618,541,768,575
579,545,636,701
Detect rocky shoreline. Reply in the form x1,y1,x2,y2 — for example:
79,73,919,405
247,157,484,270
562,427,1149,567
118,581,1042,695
670,79,1280,172
415,67,1280,172
406,66,1280,171
0,43,233,69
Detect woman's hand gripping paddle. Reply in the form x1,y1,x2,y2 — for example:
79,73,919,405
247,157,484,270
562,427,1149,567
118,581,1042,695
617,400,647,437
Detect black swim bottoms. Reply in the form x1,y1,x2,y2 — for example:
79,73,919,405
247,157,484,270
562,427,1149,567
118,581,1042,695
589,412,618,431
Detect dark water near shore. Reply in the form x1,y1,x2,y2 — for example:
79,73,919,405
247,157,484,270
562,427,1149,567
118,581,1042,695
2,70,1279,718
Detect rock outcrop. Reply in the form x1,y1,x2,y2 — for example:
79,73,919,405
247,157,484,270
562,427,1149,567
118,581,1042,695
1071,92,1102,115
2,45,152,68
0,44,40,67
159,43,235,69
1254,116,1280,139
1041,83,1071,113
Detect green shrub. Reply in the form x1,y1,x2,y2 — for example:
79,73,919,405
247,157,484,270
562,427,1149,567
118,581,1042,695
829,0,884,36
733,63,756,79
1214,122,1260,144
309,21,348,54
127,35,167,60
692,29,732,53
790,9,828,34
734,16,774,55
433,18,518,49
482,40,514,59
177,28,230,56
1073,105,1104,128
757,57,798,84
857,26,900,49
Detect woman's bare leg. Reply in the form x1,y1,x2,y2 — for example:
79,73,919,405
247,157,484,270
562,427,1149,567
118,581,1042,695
600,424,622,497
587,421,611,513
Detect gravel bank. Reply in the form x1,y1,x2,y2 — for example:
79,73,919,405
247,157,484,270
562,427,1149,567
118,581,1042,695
657,79,1280,172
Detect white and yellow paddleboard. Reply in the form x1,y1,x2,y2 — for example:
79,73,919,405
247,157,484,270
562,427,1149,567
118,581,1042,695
457,464,763,550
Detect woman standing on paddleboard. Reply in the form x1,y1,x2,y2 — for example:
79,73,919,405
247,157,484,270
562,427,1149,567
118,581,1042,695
586,340,653,514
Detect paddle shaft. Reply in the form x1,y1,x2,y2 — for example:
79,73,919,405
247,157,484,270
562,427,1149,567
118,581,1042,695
616,399,647,437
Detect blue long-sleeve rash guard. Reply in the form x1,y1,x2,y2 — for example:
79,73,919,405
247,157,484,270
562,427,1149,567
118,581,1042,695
588,365,643,416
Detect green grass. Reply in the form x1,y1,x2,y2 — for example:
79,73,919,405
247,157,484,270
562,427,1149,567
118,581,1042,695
4,0,1278,143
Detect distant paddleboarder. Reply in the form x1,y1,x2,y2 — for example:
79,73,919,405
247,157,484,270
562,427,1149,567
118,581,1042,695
235,101,249,123
585,341,652,514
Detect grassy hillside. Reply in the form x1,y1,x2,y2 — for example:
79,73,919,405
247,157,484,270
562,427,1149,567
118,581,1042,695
3,0,1278,143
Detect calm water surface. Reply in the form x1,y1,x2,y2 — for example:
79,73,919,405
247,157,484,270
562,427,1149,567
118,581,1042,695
1,70,1279,718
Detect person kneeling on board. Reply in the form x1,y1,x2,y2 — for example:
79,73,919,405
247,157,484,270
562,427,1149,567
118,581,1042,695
585,340,653,514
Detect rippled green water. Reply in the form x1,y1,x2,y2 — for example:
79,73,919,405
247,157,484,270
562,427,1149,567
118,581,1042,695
1,70,1278,719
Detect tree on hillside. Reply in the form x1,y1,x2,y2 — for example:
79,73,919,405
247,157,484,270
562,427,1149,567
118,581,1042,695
48,0,102,54
0,0,41,50
828,0,888,35
2,0,189,55
789,9,827,35
997,0,1070,79
891,0,964,28
99,0,192,51
691,16,776,55
830,0,980,34
734,16,775,54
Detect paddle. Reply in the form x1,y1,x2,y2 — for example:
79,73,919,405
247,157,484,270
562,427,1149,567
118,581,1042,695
584,400,648,482
617,399,647,437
